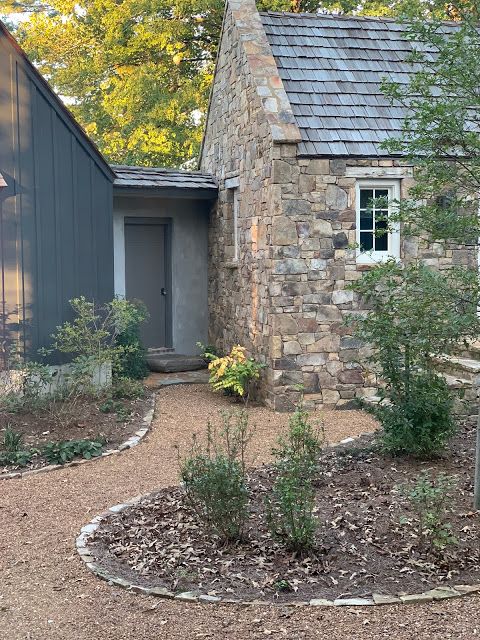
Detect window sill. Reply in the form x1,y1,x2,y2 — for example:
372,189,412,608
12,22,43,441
356,253,400,266
225,260,239,269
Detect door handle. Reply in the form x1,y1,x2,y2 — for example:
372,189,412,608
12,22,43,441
161,288,167,296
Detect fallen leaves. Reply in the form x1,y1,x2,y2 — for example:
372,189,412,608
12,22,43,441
90,424,480,603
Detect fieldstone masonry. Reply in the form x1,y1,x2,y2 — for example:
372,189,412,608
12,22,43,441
201,0,476,411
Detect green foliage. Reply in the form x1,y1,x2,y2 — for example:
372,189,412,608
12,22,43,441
266,404,323,551
1,0,435,168
208,345,265,403
0,427,33,467
0,358,53,413
376,372,456,458
42,438,104,465
196,341,223,362
348,260,480,458
111,377,145,400
381,7,480,243
50,297,147,379
179,410,251,542
114,300,149,380
397,472,458,552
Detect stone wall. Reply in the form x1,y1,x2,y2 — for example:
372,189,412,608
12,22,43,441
267,152,477,411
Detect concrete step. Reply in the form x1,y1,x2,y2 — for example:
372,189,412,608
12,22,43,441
147,347,175,355
146,353,207,374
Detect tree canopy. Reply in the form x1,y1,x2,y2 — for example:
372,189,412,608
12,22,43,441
1,0,464,167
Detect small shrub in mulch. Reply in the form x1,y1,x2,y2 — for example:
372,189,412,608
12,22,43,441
0,384,151,474
89,420,480,604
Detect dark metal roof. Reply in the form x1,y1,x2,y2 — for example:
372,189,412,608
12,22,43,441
113,165,218,196
260,12,454,157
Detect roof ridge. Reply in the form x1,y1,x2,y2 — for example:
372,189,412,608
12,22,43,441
259,10,459,27
112,164,212,176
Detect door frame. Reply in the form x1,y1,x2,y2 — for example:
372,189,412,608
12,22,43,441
124,216,173,349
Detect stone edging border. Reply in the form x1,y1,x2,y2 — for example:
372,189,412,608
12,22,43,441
75,433,480,607
0,393,156,481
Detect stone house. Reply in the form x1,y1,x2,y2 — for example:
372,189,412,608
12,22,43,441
200,1,475,411
1,2,475,407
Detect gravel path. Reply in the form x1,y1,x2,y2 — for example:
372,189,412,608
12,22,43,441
1,384,479,640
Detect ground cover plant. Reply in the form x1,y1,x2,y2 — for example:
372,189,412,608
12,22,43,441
0,297,150,473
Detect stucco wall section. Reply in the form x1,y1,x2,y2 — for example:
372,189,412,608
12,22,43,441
113,196,209,355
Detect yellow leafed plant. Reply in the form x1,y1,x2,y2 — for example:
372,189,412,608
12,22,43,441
208,345,264,403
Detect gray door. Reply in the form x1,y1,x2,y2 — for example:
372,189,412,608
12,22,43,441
125,220,169,348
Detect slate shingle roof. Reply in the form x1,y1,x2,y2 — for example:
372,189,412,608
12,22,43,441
113,165,217,192
260,12,446,157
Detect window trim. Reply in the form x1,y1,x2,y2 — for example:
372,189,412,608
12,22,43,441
355,179,400,264
233,187,239,262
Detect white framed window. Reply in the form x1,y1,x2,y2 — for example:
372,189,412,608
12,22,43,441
355,179,400,264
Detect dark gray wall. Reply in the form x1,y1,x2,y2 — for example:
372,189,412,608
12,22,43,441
0,26,114,365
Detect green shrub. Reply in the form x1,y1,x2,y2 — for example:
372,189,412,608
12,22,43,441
0,427,33,467
111,377,145,400
50,296,149,381
397,472,458,553
42,438,104,465
376,372,456,458
114,300,149,380
348,260,478,459
266,405,323,552
179,410,251,542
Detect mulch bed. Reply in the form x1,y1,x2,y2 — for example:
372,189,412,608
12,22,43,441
0,390,152,474
89,420,480,604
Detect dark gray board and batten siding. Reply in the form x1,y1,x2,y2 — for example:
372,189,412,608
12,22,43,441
0,24,115,366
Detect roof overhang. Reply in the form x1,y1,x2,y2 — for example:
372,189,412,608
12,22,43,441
112,165,218,200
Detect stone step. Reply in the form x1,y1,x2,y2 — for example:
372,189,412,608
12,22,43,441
146,353,207,374
433,355,480,383
147,347,175,355
456,340,480,360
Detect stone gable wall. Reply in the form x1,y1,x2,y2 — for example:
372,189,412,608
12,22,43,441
200,0,300,399
200,4,276,372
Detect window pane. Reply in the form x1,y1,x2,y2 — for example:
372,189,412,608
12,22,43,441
375,232,388,251
376,210,388,231
360,209,373,229
375,189,389,200
360,189,373,209
360,232,374,251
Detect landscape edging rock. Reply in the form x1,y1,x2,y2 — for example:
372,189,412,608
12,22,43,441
75,433,480,607
0,393,156,481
